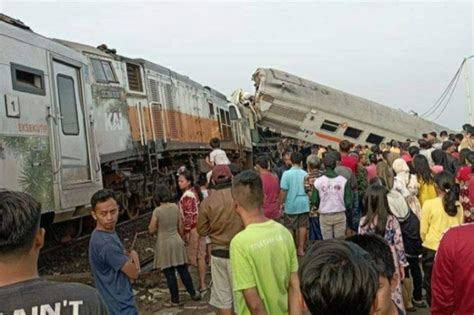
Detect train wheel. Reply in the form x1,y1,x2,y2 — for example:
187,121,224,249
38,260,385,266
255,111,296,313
126,194,141,219
49,217,83,244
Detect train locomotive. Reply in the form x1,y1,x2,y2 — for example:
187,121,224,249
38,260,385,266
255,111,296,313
0,14,252,237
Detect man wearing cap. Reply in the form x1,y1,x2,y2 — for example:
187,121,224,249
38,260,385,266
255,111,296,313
197,165,244,315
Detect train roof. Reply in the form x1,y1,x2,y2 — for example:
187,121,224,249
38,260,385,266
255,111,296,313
54,39,114,59
254,68,454,138
136,58,228,101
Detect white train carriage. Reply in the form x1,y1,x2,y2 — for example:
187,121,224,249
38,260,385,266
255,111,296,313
250,68,451,147
0,15,102,222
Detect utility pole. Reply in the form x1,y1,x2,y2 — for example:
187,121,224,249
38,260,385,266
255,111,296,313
464,56,474,125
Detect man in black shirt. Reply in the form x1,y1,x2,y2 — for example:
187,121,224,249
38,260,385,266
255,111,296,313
0,190,107,314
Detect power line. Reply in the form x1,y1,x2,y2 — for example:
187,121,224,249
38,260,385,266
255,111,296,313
433,63,463,120
421,59,464,118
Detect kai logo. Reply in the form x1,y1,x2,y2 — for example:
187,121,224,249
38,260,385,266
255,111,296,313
105,111,123,131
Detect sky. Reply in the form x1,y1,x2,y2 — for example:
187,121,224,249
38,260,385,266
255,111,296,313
1,0,473,130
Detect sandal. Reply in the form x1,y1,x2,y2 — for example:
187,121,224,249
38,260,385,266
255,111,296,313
163,301,184,307
199,287,210,296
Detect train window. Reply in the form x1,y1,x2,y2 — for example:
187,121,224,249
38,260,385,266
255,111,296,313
320,120,339,132
229,106,239,120
57,75,79,135
344,127,363,139
11,63,45,95
208,102,215,117
366,133,384,145
126,63,143,92
91,58,117,83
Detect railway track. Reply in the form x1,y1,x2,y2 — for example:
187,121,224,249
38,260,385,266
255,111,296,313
39,212,156,276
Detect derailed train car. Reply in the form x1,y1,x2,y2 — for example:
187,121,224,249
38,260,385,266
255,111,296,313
0,15,252,234
237,68,452,148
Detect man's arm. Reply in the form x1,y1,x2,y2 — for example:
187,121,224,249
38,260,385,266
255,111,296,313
343,182,353,210
242,287,267,315
121,250,140,280
197,202,211,237
279,189,288,207
288,272,302,315
310,186,320,208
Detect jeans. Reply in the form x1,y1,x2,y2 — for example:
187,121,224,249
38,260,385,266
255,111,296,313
309,216,323,241
162,264,197,303
405,256,423,301
422,247,436,306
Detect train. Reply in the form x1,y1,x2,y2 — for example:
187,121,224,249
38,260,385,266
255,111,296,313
238,68,453,148
0,14,252,238
0,14,451,238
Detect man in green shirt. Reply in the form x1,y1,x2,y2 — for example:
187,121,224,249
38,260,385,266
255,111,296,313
230,170,301,315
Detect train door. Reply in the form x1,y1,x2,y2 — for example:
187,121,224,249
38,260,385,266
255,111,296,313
51,60,98,212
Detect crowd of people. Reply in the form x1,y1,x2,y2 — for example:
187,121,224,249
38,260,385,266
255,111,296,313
2,127,474,314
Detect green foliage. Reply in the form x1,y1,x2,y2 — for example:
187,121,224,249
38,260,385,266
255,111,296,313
0,135,54,210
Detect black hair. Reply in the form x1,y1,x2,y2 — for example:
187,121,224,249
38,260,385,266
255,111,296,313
290,151,304,165
179,170,203,202
455,133,464,142
209,137,221,149
413,154,434,184
434,171,460,217
370,145,380,154
91,189,116,211
440,130,448,137
441,141,454,152
418,139,430,150
299,240,379,315
361,183,393,236
422,133,428,139
369,153,378,165
153,184,175,206
255,155,269,170
347,234,395,281
430,131,437,138
339,140,351,153
231,170,264,211
0,191,42,257
463,123,472,131
408,146,420,158
459,148,471,166
323,151,339,170
197,173,208,187
431,149,450,172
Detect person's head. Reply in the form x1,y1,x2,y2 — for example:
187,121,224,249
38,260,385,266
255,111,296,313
91,189,119,232
408,146,420,158
462,123,472,134
291,151,304,167
153,184,174,207
390,140,399,149
323,151,339,170
231,170,263,215
431,149,449,170
299,240,379,315
359,152,368,165
362,182,392,237
459,148,471,166
422,133,428,140
454,133,464,146
467,151,474,167
212,165,233,185
339,140,351,153
369,153,378,165
441,140,455,154
418,138,430,150
209,137,221,149
371,145,380,154
306,154,321,172
434,171,460,217
282,150,293,167
412,154,434,184
440,130,448,139
178,169,194,191
429,131,437,141
392,158,409,175
0,191,44,264
347,234,398,315
255,155,270,172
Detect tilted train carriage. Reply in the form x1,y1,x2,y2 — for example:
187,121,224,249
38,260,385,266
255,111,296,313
0,15,252,235
237,68,452,148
